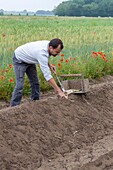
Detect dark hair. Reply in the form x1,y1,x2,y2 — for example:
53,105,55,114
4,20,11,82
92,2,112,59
49,38,64,49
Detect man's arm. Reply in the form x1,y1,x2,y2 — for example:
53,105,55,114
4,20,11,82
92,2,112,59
38,57,67,98
48,62,51,69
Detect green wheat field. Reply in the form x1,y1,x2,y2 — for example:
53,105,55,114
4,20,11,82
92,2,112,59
0,16,113,100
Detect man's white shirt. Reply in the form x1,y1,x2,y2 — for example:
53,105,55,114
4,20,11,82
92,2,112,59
15,40,53,81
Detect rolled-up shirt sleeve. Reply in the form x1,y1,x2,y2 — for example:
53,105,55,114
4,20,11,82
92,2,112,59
38,55,53,81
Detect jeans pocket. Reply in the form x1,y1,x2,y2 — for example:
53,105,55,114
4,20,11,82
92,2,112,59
18,66,25,78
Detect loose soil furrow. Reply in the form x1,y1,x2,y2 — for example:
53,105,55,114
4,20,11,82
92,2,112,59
0,81,113,169
38,134,113,170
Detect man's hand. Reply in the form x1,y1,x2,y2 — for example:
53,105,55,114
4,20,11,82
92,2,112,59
58,91,68,99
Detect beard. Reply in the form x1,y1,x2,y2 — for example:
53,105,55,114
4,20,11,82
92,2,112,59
52,54,57,57
49,52,57,57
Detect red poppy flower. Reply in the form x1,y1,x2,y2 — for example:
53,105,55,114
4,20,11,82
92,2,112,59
9,64,13,68
92,51,98,56
105,59,108,62
1,70,5,73
65,59,69,63
9,78,14,83
100,55,105,60
5,69,8,72
0,76,4,80
58,63,61,67
60,58,63,62
61,54,64,57
70,57,72,60
98,52,103,55
92,51,98,58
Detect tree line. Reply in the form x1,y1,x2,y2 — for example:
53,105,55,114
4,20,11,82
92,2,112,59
0,9,53,16
54,0,113,17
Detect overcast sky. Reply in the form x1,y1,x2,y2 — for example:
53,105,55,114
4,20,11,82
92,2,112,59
0,0,66,11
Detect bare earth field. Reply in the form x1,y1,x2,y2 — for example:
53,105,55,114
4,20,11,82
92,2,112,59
0,76,113,170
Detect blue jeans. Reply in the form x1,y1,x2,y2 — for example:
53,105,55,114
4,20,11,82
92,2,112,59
10,55,40,107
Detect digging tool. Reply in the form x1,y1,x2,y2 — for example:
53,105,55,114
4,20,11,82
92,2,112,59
55,72,65,92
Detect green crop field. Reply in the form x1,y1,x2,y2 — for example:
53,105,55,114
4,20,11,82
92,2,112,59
0,16,113,100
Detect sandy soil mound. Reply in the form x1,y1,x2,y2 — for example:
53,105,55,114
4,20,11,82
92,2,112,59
0,77,113,170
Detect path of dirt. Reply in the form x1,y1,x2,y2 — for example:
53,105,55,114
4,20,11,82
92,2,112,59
0,75,113,170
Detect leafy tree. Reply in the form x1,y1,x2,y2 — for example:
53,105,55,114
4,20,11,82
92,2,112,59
72,0,85,5
67,3,80,16
54,1,70,16
84,0,94,3
0,12,4,16
68,2,83,16
83,2,98,16
0,9,4,16
54,0,113,17
98,0,113,17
